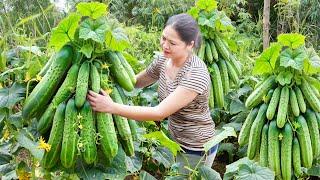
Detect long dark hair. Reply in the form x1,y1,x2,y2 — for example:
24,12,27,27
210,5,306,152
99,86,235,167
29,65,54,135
165,13,202,49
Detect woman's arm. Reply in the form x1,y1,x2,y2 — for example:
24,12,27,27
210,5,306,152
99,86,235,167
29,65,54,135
134,70,157,88
87,86,198,121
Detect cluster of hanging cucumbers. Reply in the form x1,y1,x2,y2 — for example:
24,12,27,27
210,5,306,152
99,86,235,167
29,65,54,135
238,33,320,179
22,2,139,170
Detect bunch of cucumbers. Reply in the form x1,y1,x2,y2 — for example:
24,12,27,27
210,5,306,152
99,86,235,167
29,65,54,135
22,45,138,169
238,37,320,179
197,35,242,109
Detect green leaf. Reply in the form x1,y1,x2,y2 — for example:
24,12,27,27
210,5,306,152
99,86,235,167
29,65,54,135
125,152,142,173
151,147,174,168
188,7,200,19
307,164,320,177
280,47,307,70
105,26,130,51
215,11,235,32
230,99,246,115
203,127,236,152
253,43,282,75
198,165,222,180
140,170,157,180
277,33,305,49
303,47,320,74
104,145,127,180
16,129,44,160
0,83,25,109
144,130,181,156
235,163,275,180
79,18,108,44
196,0,217,12
17,46,43,56
49,13,81,51
276,71,293,86
80,44,93,58
76,2,107,19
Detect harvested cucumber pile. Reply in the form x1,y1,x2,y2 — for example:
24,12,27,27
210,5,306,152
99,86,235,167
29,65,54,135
21,2,138,169
238,33,320,179
189,1,242,109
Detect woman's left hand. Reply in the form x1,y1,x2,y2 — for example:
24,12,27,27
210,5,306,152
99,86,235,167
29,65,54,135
87,90,115,113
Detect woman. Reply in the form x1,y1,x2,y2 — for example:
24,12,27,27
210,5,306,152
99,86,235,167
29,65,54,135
87,13,218,175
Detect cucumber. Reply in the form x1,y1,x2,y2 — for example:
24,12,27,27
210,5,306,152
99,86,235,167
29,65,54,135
218,60,230,94
294,86,306,113
268,120,281,177
37,54,54,77
281,123,293,180
305,109,320,158
97,112,118,164
209,40,218,61
210,63,224,108
214,35,229,61
263,89,274,104
41,102,65,169
80,101,97,164
90,63,101,93
75,61,90,108
296,115,313,168
238,107,259,146
61,98,78,168
228,54,242,76
110,86,134,156
22,45,73,120
300,78,320,112
37,64,79,134
290,87,300,117
292,137,303,178
209,83,215,109
247,104,267,159
259,123,268,167
116,52,136,85
197,42,205,60
245,75,276,109
106,51,134,92
276,86,289,128
225,60,239,85
205,41,213,64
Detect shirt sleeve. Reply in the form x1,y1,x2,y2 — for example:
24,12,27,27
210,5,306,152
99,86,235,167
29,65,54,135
179,66,210,94
146,55,161,80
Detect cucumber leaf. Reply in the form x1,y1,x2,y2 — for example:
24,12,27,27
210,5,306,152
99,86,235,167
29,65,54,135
76,2,107,20
252,43,282,75
49,13,81,51
203,126,236,152
235,163,275,180
195,0,217,12
277,33,305,49
144,130,181,156
280,47,307,70
79,18,108,44
303,47,320,74
188,7,200,19
105,26,130,51
0,83,25,109
80,43,93,58
276,71,293,86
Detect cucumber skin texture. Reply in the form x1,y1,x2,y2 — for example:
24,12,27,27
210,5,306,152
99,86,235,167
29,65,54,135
218,60,230,94
225,60,239,85
268,120,281,177
238,107,259,146
305,109,320,158
110,86,134,156
266,87,281,120
300,78,320,112
290,88,300,117
197,43,205,60
214,35,229,61
60,98,78,168
263,89,274,104
209,40,218,60
209,84,215,109
276,86,289,128
281,123,293,180
292,137,303,178
75,61,90,108
106,51,134,92
41,102,66,169
205,41,213,64
22,45,73,120
259,123,268,167
294,86,306,113
37,64,79,134
296,115,313,168
247,104,267,159
80,101,97,164
97,112,118,163
116,52,136,85
210,63,224,108
245,75,276,109
90,63,101,93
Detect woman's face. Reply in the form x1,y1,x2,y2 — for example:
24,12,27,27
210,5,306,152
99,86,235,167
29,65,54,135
160,26,194,60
